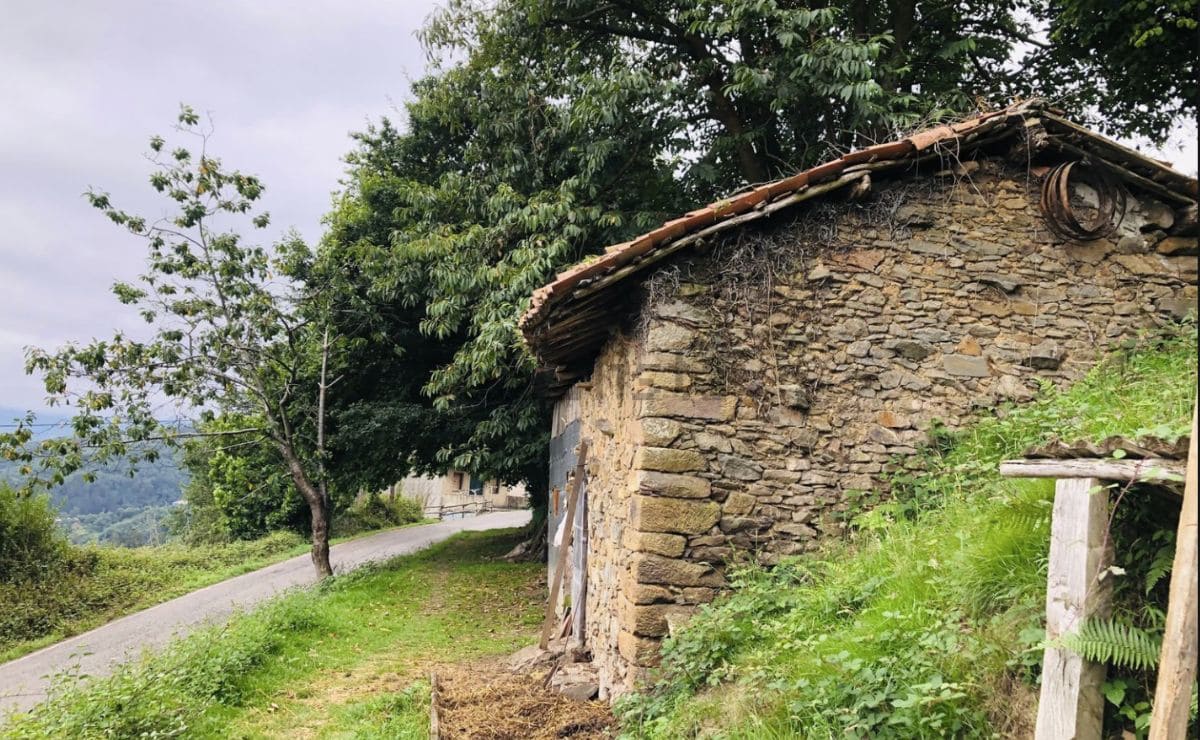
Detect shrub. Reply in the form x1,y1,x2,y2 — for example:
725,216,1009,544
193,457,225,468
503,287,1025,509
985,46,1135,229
332,492,424,537
0,483,69,582
0,529,307,661
5,594,328,739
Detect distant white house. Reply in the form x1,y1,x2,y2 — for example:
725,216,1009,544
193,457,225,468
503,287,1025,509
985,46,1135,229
390,470,528,515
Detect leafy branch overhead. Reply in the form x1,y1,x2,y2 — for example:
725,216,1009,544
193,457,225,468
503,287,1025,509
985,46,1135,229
5,0,1193,563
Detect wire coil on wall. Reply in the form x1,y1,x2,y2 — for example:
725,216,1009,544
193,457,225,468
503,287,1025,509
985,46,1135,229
1039,161,1127,241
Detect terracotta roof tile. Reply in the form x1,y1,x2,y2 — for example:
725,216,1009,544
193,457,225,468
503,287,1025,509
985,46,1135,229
804,159,847,183
907,124,956,151
764,171,810,198
519,99,1198,371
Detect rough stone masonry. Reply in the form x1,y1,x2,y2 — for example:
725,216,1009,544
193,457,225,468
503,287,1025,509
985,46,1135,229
550,158,1197,698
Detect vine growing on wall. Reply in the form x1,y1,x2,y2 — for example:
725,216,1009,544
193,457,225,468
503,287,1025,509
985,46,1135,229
636,180,920,415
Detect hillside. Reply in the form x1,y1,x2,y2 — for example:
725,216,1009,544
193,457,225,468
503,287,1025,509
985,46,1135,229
0,448,188,546
4,324,1191,738
616,323,1195,738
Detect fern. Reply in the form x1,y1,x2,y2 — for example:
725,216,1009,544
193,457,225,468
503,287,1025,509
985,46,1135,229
1058,618,1162,671
1144,538,1175,595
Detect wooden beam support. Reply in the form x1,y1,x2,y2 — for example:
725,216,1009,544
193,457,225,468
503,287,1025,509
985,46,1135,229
1036,477,1112,740
1047,139,1196,206
540,440,588,649
429,672,441,740
999,458,1185,486
1149,404,1198,739
1039,112,1198,196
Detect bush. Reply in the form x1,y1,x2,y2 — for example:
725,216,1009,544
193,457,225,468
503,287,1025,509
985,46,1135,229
5,594,328,739
332,493,424,537
0,483,69,582
0,529,307,661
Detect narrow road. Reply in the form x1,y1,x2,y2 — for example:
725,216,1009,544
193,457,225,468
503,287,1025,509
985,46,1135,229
0,510,531,717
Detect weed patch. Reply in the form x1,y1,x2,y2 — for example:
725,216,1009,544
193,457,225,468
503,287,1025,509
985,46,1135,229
0,530,309,663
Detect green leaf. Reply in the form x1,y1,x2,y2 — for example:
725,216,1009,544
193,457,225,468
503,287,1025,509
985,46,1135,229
1103,678,1127,706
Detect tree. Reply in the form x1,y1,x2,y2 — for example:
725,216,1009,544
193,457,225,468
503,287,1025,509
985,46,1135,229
174,413,308,543
1028,0,1198,141
0,107,340,577
315,64,686,509
420,0,1042,188
319,0,1196,527
314,1,1002,511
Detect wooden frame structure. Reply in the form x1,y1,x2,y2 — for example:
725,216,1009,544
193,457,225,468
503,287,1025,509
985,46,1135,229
1000,406,1196,739
1150,410,1197,740
541,440,588,649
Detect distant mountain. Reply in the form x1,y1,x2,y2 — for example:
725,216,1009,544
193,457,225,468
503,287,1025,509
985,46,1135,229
0,414,190,546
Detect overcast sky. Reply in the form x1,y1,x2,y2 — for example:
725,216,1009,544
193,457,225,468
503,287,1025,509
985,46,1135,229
0,0,441,418
0,3,1196,420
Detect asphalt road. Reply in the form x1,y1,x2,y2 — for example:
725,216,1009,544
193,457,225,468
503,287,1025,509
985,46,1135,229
0,509,531,717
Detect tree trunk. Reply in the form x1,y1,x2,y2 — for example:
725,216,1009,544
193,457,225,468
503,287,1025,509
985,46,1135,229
888,0,916,88
307,493,333,578
279,443,334,578
315,325,334,577
671,30,769,184
703,76,769,184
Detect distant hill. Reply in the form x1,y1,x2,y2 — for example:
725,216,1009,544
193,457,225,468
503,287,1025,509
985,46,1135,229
0,411,190,546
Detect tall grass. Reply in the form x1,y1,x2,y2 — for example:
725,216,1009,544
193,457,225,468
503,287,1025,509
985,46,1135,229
1,490,429,664
618,322,1196,739
5,594,328,739
0,531,308,663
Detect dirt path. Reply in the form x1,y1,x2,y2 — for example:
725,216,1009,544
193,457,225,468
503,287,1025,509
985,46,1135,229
0,510,530,717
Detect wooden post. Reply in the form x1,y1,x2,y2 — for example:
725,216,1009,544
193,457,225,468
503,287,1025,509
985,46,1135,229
429,672,441,740
540,440,588,649
570,481,589,649
1149,403,1198,740
1036,477,1112,740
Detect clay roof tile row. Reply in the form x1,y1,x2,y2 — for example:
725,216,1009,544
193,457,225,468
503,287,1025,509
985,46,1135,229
520,99,1197,376
519,103,1022,336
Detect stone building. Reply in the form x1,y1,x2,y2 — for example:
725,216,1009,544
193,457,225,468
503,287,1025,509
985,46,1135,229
519,100,1198,698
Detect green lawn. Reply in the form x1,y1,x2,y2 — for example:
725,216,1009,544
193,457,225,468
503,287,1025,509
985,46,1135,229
0,522,430,664
5,528,544,739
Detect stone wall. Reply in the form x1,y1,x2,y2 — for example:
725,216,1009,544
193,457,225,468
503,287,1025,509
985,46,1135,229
566,334,644,698
570,158,1197,696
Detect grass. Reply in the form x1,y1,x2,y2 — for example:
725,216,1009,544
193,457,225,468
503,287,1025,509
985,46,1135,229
0,519,431,664
3,528,543,739
617,322,1196,739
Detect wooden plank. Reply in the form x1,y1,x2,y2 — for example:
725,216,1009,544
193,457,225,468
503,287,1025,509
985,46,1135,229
1047,138,1196,206
999,458,1186,486
1040,112,1198,195
429,671,440,740
1149,403,1198,739
570,481,589,649
540,440,588,649
1036,477,1112,740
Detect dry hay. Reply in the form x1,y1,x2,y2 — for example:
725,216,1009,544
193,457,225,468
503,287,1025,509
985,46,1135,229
433,662,615,739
